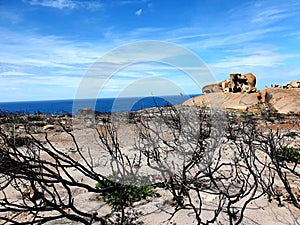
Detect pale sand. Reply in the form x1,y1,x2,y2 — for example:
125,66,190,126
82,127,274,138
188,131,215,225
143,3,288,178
2,114,300,224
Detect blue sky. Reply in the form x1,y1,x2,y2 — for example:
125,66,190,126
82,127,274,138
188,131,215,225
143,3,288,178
1,0,300,101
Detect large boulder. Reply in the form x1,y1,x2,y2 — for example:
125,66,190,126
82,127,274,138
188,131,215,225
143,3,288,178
229,73,257,93
264,88,300,114
76,108,96,118
183,88,300,114
183,92,262,111
201,83,222,94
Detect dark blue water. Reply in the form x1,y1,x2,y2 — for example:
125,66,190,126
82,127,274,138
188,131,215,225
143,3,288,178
0,95,199,115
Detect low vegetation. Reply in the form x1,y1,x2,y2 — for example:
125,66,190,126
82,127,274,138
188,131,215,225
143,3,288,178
278,146,300,164
96,178,157,210
0,107,299,224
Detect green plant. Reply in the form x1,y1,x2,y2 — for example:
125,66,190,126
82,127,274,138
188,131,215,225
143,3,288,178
96,178,157,210
277,146,300,164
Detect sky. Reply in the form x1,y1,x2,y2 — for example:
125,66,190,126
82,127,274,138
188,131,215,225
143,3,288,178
1,0,300,102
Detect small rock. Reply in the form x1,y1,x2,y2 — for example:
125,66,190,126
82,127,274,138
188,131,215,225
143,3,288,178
42,124,55,130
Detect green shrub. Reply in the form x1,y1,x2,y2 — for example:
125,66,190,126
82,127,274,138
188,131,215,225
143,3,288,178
277,146,300,164
96,178,157,210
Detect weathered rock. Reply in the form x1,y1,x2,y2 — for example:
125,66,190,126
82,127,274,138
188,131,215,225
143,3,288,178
204,73,258,94
76,108,96,118
201,83,222,94
183,92,262,109
42,124,55,130
229,73,257,93
264,88,300,114
284,80,300,88
183,88,300,114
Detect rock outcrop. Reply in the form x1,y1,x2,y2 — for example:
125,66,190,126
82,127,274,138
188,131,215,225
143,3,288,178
202,73,257,94
76,108,96,118
183,88,300,114
183,92,262,111
284,80,300,89
264,88,300,114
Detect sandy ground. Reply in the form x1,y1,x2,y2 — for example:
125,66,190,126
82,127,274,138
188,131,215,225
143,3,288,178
40,119,300,224
1,112,300,224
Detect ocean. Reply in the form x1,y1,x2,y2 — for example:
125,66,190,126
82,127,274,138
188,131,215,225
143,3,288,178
0,95,198,115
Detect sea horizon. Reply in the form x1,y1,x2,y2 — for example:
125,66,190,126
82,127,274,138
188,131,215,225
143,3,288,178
0,94,200,115
0,93,200,104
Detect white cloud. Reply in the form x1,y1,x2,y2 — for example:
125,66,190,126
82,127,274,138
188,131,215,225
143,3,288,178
135,9,142,16
25,0,102,10
0,28,107,69
212,49,293,68
26,0,76,9
212,53,287,69
251,9,296,25
0,71,34,76
283,30,300,39
186,27,284,51
227,1,300,27
114,0,151,6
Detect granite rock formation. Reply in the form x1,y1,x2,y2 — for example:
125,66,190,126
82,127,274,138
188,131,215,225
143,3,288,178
183,88,300,114
202,73,257,94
